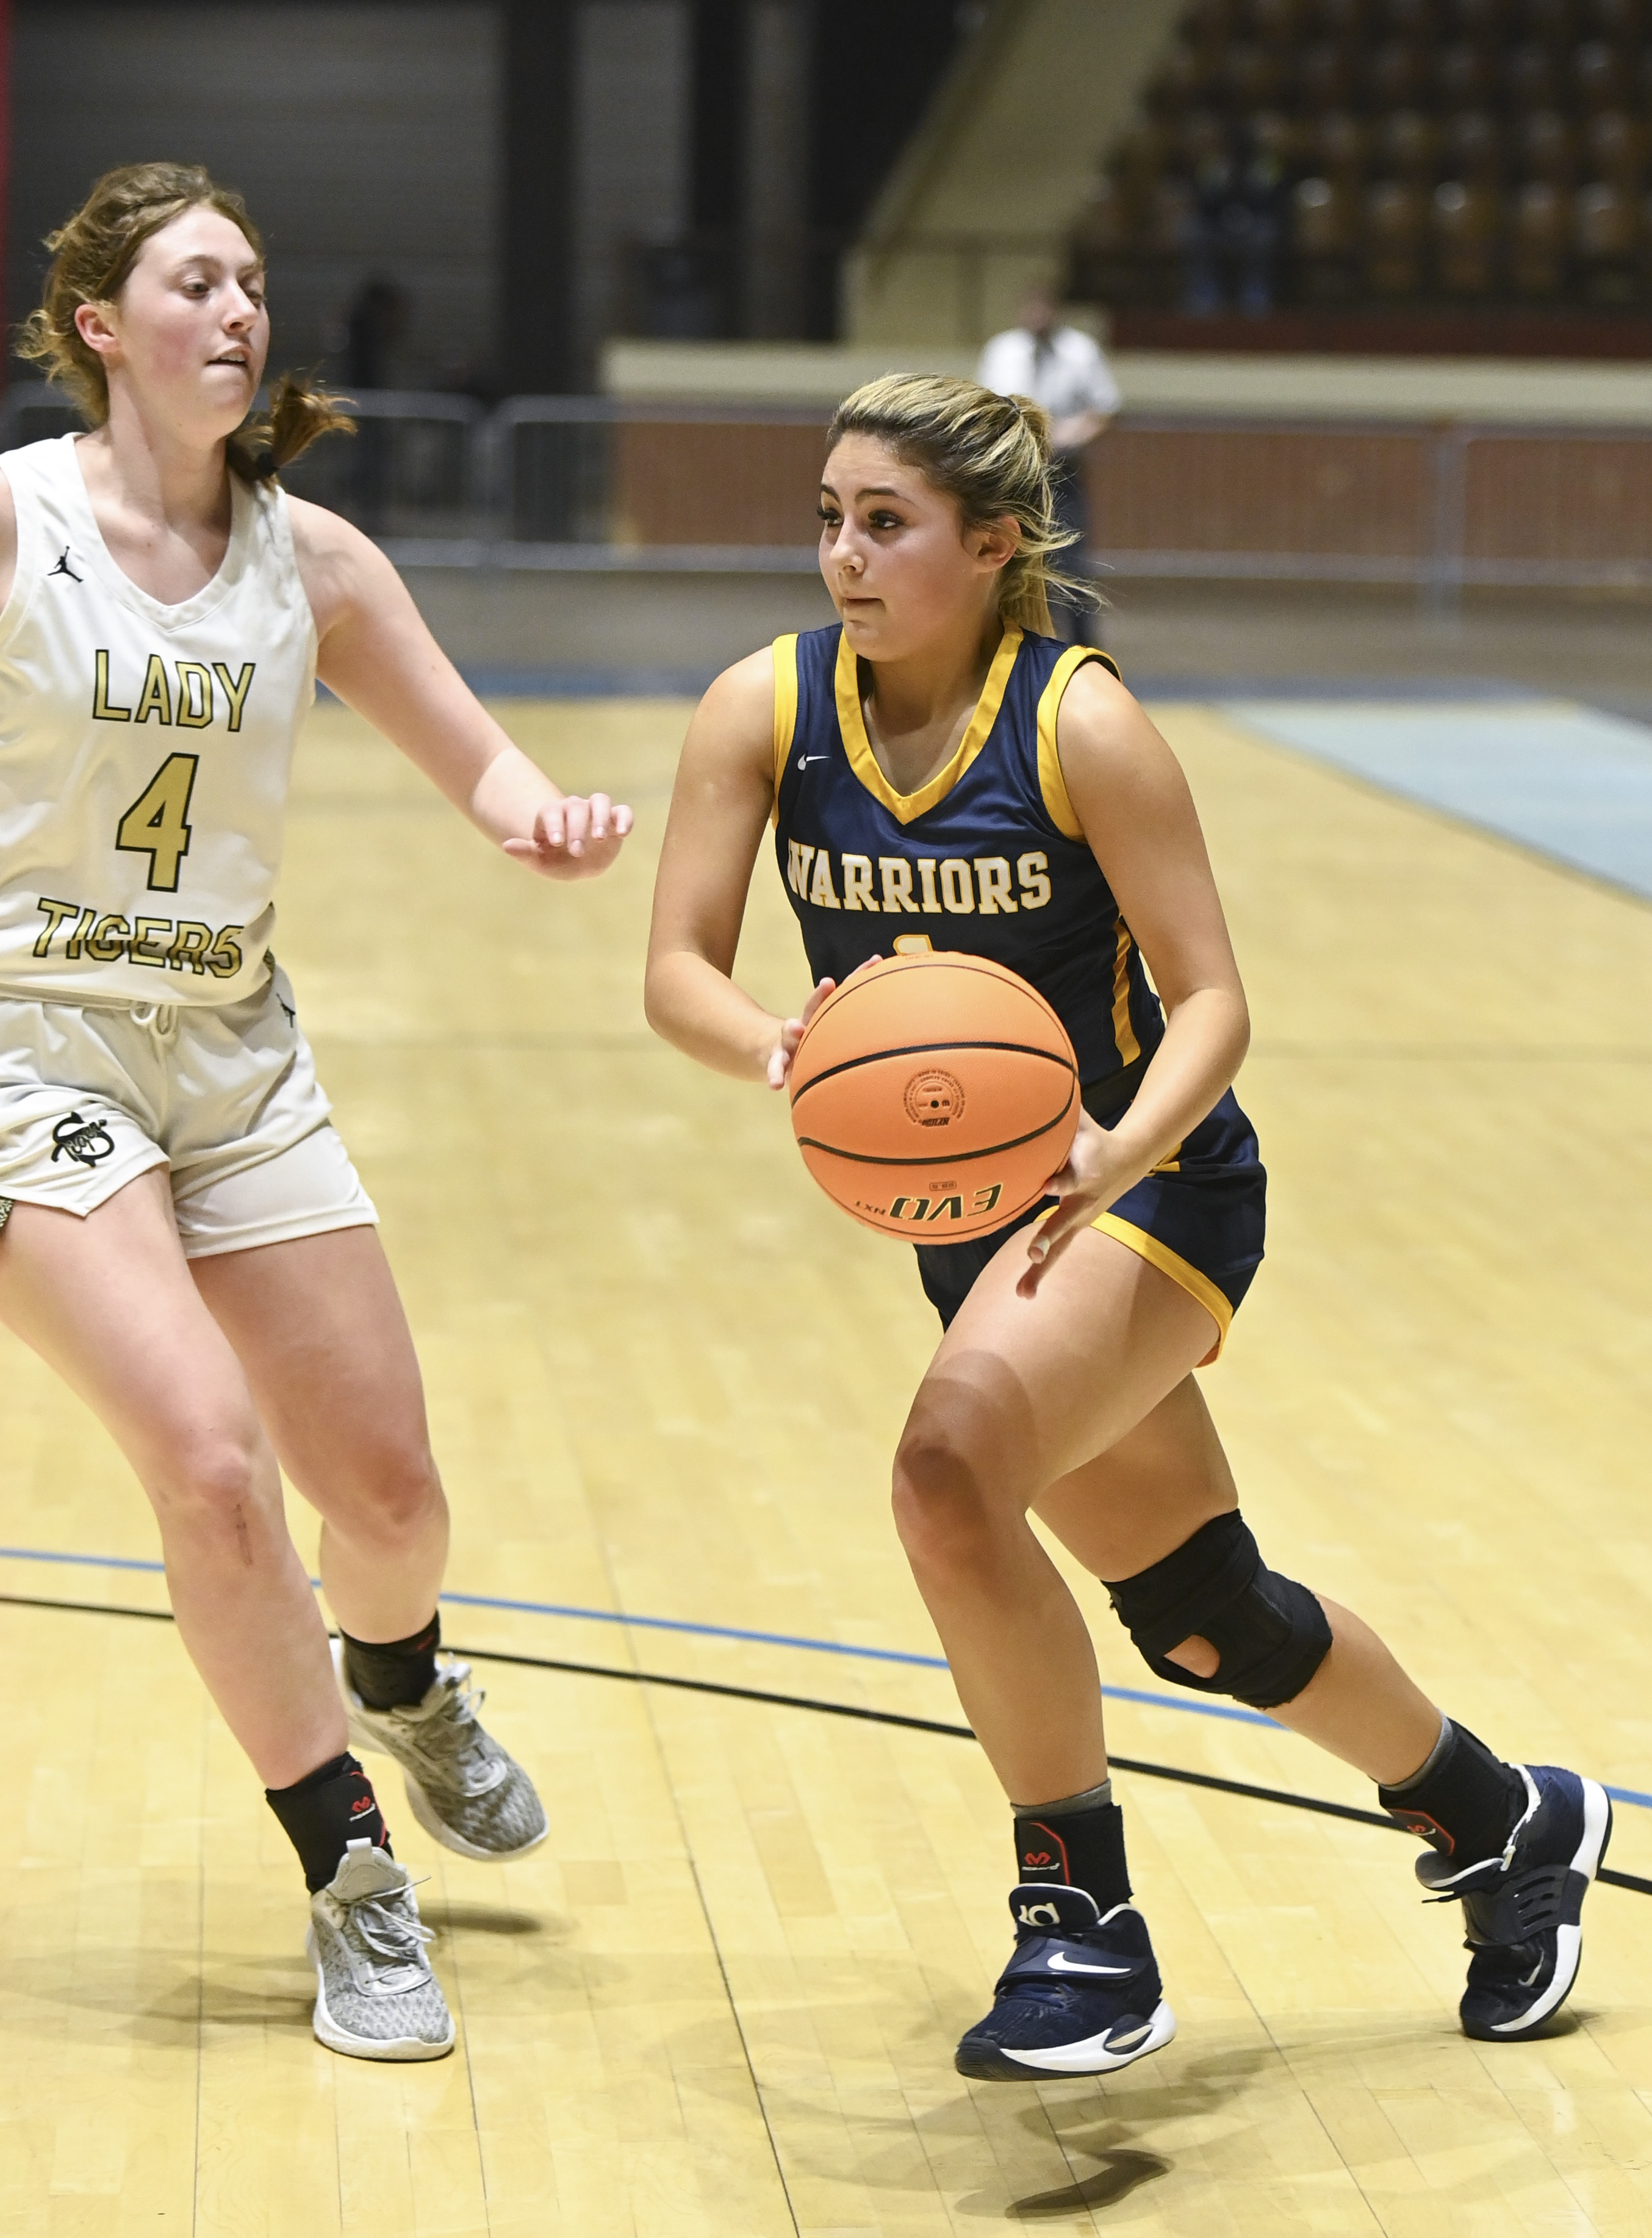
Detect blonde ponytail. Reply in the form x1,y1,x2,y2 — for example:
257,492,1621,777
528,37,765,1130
826,373,1092,633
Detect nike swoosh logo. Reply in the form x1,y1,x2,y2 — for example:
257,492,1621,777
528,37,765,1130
1047,1951,1133,1976
797,756,831,766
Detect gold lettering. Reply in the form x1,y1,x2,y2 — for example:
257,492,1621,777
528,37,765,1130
92,649,131,722
211,661,254,732
841,854,878,912
974,858,1017,915
130,916,173,967
878,857,919,913
134,654,172,725
916,858,942,913
85,913,129,961
65,906,96,959
939,859,975,913
788,840,815,899
808,850,841,909
1017,851,1052,909
167,921,214,974
174,661,214,727
31,897,79,957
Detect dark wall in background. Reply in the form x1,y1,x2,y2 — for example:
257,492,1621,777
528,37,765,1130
803,0,967,337
7,0,972,388
12,0,501,387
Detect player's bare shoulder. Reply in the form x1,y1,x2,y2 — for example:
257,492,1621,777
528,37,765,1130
683,644,778,785
284,492,400,640
1054,652,1194,822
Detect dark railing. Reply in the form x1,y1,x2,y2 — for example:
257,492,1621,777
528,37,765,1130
4,383,1647,602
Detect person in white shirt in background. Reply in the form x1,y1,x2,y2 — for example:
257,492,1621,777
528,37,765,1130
976,286,1121,644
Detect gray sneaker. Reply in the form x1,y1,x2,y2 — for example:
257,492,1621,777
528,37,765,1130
306,1838,455,2061
333,1640,548,1862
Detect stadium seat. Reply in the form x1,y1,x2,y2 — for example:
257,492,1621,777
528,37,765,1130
1370,39,1429,106
1518,109,1581,184
1291,173,1361,297
1313,109,1371,178
1510,177,1572,292
1376,109,1440,182
1432,178,1504,293
1438,39,1498,102
1443,110,1504,182
1363,177,1428,294
1573,175,1640,298
1586,108,1647,182
1297,40,1356,107
1574,38,1632,103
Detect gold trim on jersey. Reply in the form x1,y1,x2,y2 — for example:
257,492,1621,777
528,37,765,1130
770,633,800,827
1110,919,1140,1065
1033,644,1122,842
834,623,1022,826
1093,1214,1230,1362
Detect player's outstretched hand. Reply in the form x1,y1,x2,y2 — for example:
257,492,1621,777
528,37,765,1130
766,979,835,1090
1017,1108,1133,1298
505,793,634,879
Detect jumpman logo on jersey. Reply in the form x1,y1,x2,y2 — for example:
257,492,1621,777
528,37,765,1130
48,547,82,583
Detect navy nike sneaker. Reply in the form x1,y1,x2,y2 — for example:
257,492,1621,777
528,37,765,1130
1417,1764,1612,2042
955,1883,1176,2080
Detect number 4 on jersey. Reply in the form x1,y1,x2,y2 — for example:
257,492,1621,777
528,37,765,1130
117,752,198,892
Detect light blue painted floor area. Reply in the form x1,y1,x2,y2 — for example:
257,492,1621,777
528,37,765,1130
1221,699,1652,901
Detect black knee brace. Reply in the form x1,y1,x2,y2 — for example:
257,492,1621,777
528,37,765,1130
1101,1511,1332,1711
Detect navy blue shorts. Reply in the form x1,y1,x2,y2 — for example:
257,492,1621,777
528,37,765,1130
914,1085,1266,1362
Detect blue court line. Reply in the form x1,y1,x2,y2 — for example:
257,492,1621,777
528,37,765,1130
5,1542,1648,1807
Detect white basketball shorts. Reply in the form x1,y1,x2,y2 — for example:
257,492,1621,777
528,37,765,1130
0,965,376,1257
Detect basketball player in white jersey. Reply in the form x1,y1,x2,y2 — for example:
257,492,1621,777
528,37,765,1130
0,164,631,2060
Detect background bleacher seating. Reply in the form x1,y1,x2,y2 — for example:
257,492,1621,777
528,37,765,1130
1069,0,1652,322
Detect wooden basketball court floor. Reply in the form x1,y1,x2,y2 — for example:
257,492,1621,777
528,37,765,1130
4,689,1652,2237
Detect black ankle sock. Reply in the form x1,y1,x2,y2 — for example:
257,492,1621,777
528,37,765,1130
267,1752,392,1891
1377,1717,1527,1863
1014,1789,1132,1911
342,1613,440,1710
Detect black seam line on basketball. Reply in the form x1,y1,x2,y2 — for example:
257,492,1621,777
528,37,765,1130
795,1097,1074,1168
5,1591,1651,1900
791,1038,1075,1106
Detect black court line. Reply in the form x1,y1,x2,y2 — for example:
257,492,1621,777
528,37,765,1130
7,1589,1650,1900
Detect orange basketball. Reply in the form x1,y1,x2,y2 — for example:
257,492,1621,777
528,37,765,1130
788,954,1080,1240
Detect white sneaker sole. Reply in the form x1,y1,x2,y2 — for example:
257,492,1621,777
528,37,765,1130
306,1929,456,2062
993,1998,1177,2076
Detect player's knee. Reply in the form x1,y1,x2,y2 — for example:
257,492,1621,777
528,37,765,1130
891,1428,1000,1585
1101,1511,1332,1710
348,1444,446,1548
153,1428,267,1535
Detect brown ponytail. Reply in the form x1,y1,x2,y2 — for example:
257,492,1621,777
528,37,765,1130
16,160,354,482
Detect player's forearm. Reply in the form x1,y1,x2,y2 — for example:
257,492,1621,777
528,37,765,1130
1104,985,1249,1181
644,948,778,1082
465,744,567,847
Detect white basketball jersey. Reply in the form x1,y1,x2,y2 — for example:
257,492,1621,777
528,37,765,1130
0,434,317,1005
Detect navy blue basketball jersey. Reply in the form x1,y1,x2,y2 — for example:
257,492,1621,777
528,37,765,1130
770,622,1164,1090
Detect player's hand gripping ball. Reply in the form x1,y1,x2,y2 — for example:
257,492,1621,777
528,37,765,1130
788,954,1080,1239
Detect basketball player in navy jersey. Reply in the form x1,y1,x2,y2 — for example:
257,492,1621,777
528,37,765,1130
645,373,1608,2079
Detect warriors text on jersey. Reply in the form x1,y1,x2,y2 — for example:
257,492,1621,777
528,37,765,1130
0,434,317,1004
769,619,1266,1353
770,621,1163,1089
